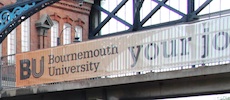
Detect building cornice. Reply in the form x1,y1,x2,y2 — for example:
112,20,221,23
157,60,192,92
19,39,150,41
50,1,91,15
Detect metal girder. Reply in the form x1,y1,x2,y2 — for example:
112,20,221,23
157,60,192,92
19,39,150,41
132,0,144,31
140,0,168,26
89,0,215,39
93,5,132,28
0,0,60,44
187,0,195,15
90,0,128,37
152,0,186,17
186,0,195,21
194,0,213,15
187,0,213,21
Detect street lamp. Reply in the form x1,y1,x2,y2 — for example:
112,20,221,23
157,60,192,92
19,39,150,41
35,14,54,49
57,26,81,46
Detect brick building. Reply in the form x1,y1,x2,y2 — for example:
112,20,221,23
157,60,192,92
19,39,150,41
0,0,92,65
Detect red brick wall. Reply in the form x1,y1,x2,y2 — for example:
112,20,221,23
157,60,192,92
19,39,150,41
0,0,91,57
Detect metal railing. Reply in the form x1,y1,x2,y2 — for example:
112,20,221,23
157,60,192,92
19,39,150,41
1,54,16,89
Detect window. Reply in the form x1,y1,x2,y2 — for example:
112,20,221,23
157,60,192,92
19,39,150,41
7,29,16,65
21,18,30,52
63,23,71,45
75,26,82,41
51,20,59,47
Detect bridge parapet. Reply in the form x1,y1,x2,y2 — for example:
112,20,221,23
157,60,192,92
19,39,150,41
1,63,230,99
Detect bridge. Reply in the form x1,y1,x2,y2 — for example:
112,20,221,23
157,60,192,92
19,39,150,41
1,0,230,100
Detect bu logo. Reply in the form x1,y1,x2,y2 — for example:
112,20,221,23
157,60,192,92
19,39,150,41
20,56,44,80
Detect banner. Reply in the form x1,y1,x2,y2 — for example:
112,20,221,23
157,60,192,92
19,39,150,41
16,16,230,87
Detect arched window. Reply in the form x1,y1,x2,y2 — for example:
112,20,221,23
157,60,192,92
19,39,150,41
75,26,82,41
21,18,30,52
7,29,16,65
51,20,59,47
63,23,71,45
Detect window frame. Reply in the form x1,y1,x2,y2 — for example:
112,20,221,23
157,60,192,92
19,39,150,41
21,18,30,52
51,20,59,47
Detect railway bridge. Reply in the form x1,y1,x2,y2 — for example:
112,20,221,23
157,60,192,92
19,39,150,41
0,0,230,100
